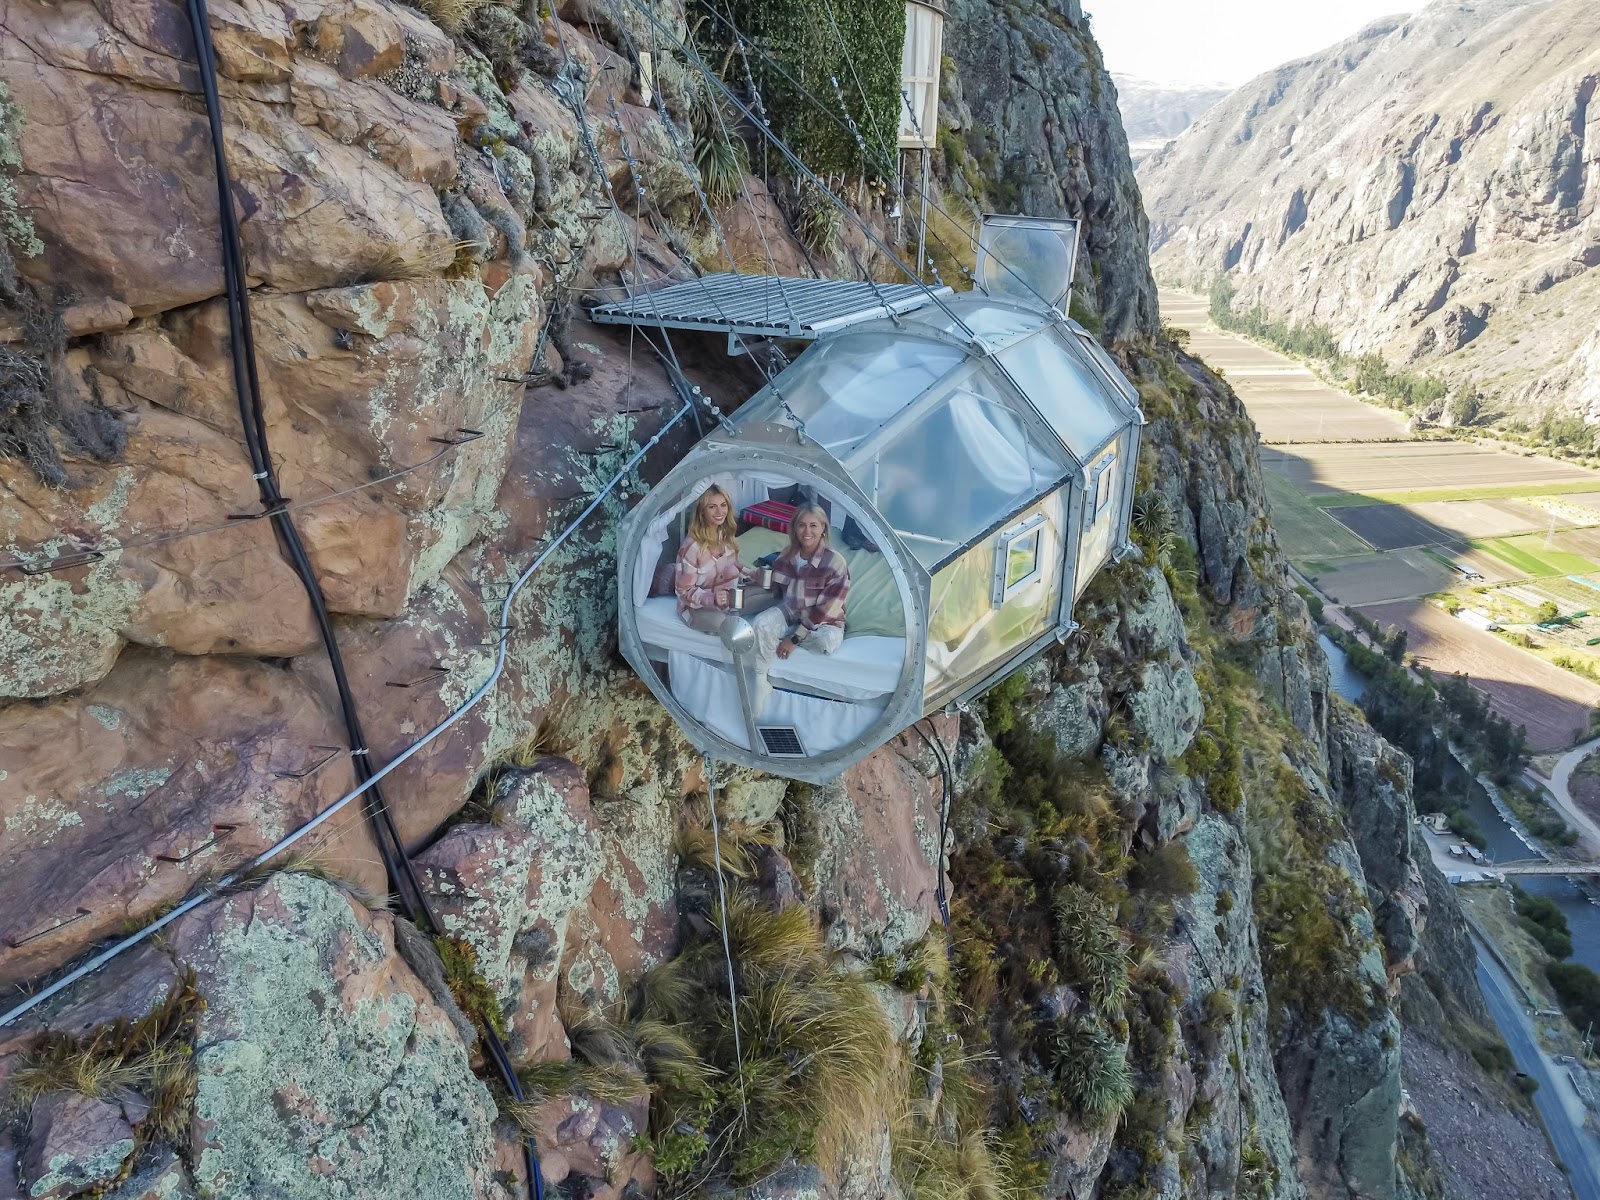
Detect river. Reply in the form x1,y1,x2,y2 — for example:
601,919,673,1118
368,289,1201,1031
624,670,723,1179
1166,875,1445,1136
1321,635,1600,975
1319,633,1366,702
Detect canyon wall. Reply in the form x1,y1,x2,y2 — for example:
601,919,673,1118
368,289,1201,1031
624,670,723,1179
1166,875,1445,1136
1141,0,1600,426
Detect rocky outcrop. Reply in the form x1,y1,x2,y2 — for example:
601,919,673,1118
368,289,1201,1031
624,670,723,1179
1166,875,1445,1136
1141,0,1600,425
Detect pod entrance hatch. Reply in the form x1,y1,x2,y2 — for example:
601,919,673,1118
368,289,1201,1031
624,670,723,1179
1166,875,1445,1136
591,273,952,341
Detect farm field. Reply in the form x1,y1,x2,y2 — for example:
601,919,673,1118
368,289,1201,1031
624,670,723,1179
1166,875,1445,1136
1363,600,1600,752
1304,550,1453,607
1259,442,1598,498
1328,505,1464,553
1473,535,1599,578
1160,292,1411,443
1405,498,1555,539
1163,287,1600,746
1262,474,1371,558
1552,528,1600,560
1559,492,1600,513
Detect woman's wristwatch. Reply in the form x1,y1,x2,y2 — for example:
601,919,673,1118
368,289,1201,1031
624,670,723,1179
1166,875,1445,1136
790,625,809,644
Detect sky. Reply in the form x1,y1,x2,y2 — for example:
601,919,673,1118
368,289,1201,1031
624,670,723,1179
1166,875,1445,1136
1083,0,1417,87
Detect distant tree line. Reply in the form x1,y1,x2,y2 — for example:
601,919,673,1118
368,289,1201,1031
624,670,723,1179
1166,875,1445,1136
1207,276,1452,416
1325,617,1529,787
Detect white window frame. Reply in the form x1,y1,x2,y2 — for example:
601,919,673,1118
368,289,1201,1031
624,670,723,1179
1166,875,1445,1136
899,3,943,148
991,512,1047,606
1089,453,1117,522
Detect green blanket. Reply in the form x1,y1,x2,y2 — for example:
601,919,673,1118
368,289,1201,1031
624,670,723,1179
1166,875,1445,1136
738,528,907,639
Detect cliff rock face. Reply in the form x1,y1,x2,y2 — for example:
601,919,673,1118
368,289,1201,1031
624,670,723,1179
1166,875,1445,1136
938,0,1159,339
0,1,1499,1198
1140,0,1600,423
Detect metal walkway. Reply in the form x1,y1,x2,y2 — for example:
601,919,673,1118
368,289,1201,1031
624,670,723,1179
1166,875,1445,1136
591,272,949,341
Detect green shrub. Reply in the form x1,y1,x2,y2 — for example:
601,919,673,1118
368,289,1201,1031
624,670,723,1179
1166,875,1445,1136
979,671,1029,737
702,0,904,178
1052,885,1131,1019
1546,961,1600,1033
1050,1015,1133,1123
1447,810,1487,850
1294,585,1324,624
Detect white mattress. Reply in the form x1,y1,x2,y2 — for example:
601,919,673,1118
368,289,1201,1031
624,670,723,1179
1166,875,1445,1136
637,596,906,701
667,651,888,755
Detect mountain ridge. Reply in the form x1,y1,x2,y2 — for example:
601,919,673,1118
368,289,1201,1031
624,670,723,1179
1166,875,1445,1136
1139,0,1600,429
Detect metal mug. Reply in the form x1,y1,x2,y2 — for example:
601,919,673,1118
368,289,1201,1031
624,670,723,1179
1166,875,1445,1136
760,565,774,589
730,581,745,611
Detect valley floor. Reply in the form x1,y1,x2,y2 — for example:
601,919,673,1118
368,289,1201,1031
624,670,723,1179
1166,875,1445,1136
1163,289,1600,753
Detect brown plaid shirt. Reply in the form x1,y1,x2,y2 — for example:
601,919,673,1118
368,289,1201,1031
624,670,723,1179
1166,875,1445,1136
772,544,850,630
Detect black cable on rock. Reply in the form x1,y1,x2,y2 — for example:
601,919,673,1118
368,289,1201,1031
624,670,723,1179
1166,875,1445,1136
183,5,543,1196
914,721,954,931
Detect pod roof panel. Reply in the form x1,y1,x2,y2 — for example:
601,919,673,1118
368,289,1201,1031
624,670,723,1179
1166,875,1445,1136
590,273,953,339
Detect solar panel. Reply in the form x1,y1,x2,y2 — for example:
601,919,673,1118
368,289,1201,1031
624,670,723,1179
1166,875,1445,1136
590,273,951,340
757,726,808,757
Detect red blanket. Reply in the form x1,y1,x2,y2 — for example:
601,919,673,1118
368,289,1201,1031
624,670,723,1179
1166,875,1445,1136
742,499,796,533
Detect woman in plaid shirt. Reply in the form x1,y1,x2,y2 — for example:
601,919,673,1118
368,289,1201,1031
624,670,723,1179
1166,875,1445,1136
673,485,774,632
748,503,850,713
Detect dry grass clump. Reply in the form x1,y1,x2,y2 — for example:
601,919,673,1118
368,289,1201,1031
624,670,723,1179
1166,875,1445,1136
500,895,895,1189
412,0,496,35
634,891,895,1188
672,821,775,880
894,1122,1019,1200
9,971,203,1146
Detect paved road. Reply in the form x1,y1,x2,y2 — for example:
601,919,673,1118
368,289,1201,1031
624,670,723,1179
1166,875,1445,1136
1476,942,1600,1200
1530,738,1600,852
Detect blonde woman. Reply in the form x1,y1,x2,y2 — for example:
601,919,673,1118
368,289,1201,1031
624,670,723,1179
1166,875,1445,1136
748,503,850,712
673,485,771,632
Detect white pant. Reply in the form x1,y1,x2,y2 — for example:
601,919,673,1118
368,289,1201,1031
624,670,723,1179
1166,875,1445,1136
747,608,843,715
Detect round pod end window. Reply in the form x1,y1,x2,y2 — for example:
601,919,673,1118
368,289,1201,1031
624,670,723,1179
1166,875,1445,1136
618,461,921,779
977,215,1080,312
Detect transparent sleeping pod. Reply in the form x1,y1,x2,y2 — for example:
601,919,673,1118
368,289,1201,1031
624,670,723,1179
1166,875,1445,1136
614,216,1145,781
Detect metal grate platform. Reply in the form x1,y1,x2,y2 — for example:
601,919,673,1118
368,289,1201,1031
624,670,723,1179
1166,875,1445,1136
590,272,950,340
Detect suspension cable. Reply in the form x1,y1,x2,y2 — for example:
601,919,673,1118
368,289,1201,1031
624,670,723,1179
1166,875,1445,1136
702,754,747,1116
183,6,548,1194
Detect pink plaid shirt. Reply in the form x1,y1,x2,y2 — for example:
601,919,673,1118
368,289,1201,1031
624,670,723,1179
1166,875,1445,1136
772,544,850,630
674,537,741,621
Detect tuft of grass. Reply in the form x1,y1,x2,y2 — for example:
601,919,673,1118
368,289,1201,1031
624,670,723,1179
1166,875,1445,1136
1049,1014,1133,1124
894,1122,1019,1200
1130,840,1199,900
505,702,582,764
673,820,775,880
9,971,203,1147
511,1058,646,1107
412,0,494,35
